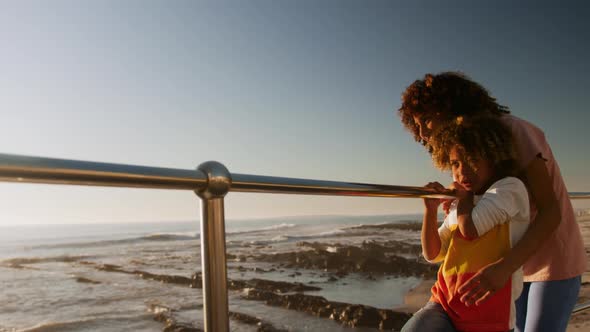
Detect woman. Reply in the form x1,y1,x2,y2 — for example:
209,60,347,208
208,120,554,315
398,72,586,332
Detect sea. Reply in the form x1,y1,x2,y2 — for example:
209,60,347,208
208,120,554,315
0,214,426,332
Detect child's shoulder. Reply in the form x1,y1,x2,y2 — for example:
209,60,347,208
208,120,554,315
487,176,527,194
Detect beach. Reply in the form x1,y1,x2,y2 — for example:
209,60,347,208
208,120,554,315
0,215,431,331
1,214,587,331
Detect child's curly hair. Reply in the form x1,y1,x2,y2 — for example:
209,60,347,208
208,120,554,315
429,116,519,178
398,71,510,146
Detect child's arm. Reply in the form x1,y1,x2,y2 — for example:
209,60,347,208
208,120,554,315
456,192,479,239
422,201,442,261
456,177,531,305
449,181,479,239
421,182,445,261
466,178,529,237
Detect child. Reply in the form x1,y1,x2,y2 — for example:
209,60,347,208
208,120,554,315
402,117,530,332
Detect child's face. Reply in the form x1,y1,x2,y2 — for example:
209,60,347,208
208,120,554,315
449,147,495,194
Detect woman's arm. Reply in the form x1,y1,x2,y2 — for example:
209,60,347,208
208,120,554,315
490,159,559,273
458,157,560,306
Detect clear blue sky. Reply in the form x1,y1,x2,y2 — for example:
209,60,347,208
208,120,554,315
1,0,589,224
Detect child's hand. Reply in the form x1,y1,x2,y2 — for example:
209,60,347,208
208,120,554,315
450,181,472,200
441,199,453,216
423,182,447,210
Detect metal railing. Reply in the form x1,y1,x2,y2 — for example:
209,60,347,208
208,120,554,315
0,152,588,330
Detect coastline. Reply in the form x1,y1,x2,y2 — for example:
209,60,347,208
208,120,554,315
0,218,430,331
394,216,590,331
3,215,587,331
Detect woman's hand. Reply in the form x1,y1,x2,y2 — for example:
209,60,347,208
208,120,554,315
457,259,512,306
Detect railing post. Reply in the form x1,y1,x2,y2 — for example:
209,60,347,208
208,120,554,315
195,161,232,332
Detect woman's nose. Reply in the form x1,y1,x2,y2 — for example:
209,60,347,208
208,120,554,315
457,164,466,176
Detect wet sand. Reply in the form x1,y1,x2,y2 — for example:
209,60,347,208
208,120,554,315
394,278,435,314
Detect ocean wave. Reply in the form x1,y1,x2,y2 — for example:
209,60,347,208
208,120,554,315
17,313,153,332
346,220,422,232
270,235,290,242
246,228,351,246
1,255,91,267
226,223,297,236
316,229,346,236
258,223,296,231
143,232,197,241
28,233,198,250
246,235,305,246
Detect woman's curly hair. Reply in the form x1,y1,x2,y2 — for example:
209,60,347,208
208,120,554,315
429,116,519,178
398,71,510,146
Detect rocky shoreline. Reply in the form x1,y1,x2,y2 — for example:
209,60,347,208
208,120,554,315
0,221,433,331
250,240,435,278
3,217,589,331
71,237,428,331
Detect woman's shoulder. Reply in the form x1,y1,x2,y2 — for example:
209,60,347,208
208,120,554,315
500,114,545,137
500,114,551,167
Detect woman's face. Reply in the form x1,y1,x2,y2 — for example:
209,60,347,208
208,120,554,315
412,113,441,143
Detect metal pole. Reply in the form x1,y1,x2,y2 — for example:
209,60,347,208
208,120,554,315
195,161,231,332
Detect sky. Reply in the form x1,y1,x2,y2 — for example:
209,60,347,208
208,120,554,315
1,0,589,224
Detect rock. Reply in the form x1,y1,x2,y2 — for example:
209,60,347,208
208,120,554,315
75,277,100,284
228,311,287,332
252,242,437,278
241,289,411,329
148,303,203,332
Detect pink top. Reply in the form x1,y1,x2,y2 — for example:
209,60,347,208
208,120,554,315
502,115,587,281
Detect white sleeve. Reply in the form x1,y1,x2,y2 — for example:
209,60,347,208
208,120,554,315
471,177,529,237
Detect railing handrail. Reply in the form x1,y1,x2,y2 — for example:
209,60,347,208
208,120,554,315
4,153,590,200
0,153,208,189
569,192,590,199
1,152,590,330
0,152,455,198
